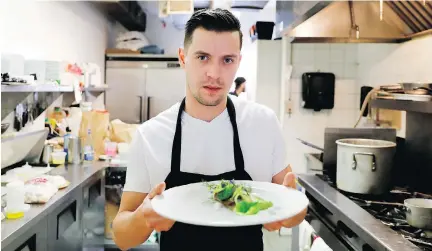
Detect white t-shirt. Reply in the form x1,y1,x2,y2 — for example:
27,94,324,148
123,96,287,193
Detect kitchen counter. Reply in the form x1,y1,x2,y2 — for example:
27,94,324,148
1,161,108,248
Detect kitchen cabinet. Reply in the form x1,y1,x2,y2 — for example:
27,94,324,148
2,217,48,251
47,189,83,251
82,172,106,249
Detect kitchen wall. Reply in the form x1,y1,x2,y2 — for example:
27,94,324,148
284,35,432,174
284,43,361,173
0,1,117,76
1,1,119,132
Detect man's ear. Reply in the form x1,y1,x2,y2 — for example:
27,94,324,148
178,48,186,68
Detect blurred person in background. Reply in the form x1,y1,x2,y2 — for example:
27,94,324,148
229,76,246,97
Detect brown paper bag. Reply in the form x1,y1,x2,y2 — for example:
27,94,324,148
109,119,139,144
79,110,110,158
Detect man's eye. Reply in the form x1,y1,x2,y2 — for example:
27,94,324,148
224,58,234,64
198,55,208,61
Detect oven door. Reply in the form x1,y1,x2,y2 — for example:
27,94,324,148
306,208,354,251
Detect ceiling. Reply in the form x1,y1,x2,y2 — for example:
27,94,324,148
284,0,432,43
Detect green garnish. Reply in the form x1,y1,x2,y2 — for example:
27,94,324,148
204,179,273,215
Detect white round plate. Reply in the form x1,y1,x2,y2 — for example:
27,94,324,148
151,180,309,227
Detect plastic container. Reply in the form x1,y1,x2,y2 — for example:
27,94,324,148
104,142,117,157
5,181,25,219
51,151,67,165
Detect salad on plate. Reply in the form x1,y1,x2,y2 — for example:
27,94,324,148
205,180,273,216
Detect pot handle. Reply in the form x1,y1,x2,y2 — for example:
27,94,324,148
352,152,376,171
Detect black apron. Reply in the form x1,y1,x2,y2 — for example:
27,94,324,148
159,97,264,251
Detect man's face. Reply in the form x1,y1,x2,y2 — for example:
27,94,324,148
179,28,242,106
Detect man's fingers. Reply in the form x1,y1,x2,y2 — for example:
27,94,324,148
283,172,296,189
148,182,166,199
146,217,175,232
281,207,308,228
264,222,283,231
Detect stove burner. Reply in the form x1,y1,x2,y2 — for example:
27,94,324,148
316,173,432,250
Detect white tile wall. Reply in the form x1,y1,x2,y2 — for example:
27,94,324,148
290,43,359,79
284,78,360,173
283,35,432,174
285,43,361,173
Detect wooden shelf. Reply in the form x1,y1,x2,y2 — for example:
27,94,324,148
370,99,432,114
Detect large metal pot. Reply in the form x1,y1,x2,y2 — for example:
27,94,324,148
336,138,396,195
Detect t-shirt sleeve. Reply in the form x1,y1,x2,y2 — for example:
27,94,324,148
123,128,152,194
269,112,288,176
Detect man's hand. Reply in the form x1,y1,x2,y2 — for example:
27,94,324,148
140,182,175,232
264,170,307,231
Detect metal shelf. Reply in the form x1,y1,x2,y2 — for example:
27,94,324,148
84,85,110,92
370,99,432,114
1,84,73,93
1,84,109,93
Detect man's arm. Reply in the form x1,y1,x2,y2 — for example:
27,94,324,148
112,192,153,251
112,128,157,250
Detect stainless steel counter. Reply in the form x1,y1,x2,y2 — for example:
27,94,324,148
1,161,108,248
298,173,422,251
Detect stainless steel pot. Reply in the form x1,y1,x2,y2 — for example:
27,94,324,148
336,138,396,195
404,198,432,230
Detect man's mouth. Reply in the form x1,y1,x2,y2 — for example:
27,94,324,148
203,86,222,93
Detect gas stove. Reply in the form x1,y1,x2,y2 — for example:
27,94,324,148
317,173,432,250
298,173,428,251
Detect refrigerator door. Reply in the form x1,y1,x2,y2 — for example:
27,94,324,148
145,67,186,120
106,61,146,124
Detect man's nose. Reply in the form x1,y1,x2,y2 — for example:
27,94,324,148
205,62,221,79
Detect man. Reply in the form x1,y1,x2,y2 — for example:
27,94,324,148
229,76,246,97
112,8,307,251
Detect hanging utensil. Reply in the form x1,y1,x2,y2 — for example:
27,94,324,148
32,93,39,119
22,104,29,128
14,104,23,131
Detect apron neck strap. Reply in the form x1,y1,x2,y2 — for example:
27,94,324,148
170,97,245,173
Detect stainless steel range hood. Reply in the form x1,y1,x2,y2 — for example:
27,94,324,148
283,0,432,43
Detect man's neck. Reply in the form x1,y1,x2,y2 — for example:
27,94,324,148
184,96,227,122
235,89,242,96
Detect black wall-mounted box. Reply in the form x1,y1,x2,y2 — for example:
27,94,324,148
301,72,335,111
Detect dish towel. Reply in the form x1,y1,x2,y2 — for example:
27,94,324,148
310,237,333,251
299,221,315,251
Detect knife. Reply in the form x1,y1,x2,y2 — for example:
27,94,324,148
296,138,324,152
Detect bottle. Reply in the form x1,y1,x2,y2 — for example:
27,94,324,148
83,129,94,162
63,127,72,160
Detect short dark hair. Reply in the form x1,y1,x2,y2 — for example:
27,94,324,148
234,77,246,89
184,8,242,49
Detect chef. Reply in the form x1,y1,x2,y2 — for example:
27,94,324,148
112,8,307,251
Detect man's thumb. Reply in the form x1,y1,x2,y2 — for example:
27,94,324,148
283,172,296,188
148,182,166,199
